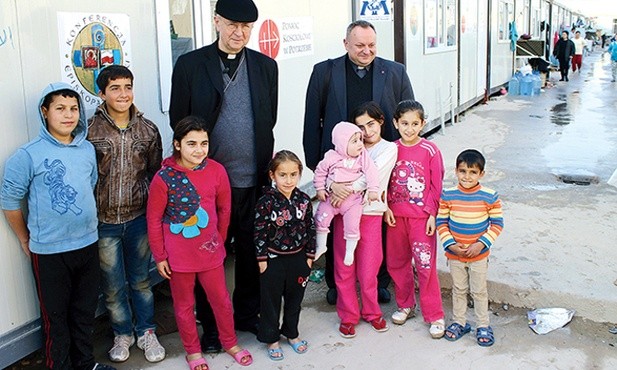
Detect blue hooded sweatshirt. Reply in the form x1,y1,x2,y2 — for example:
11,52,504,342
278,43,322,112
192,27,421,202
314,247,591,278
1,82,98,254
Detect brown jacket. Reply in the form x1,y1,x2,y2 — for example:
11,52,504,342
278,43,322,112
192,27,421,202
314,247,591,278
87,104,163,224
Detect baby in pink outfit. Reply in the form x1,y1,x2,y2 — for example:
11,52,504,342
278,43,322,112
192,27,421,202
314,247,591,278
313,121,379,266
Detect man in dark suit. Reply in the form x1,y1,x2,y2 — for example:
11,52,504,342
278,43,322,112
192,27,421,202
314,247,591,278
169,0,278,353
303,20,413,306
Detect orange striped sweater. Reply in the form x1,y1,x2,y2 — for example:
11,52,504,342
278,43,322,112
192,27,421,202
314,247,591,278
436,183,503,262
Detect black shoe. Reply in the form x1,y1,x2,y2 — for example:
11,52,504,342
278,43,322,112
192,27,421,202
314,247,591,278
559,78,565,81
377,287,391,304
200,333,223,353
92,364,117,370
565,77,569,81
326,288,337,305
236,321,260,336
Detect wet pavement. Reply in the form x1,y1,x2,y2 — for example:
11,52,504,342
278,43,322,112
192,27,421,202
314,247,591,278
435,49,617,324
8,51,617,369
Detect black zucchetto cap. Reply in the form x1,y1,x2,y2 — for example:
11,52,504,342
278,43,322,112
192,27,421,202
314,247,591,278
215,0,258,23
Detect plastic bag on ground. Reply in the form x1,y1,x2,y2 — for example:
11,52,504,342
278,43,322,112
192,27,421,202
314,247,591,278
527,308,575,334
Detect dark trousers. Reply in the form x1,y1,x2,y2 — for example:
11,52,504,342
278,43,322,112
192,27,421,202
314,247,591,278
31,243,100,370
377,221,391,289
325,218,391,291
559,59,570,79
257,252,311,343
196,186,261,338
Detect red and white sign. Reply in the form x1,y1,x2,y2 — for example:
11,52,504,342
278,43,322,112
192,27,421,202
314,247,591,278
258,20,280,59
251,17,313,61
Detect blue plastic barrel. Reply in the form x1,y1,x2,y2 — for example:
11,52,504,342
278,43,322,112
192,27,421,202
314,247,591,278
508,74,520,96
531,71,542,96
520,74,533,96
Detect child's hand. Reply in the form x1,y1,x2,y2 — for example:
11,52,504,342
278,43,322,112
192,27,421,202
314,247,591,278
330,182,353,207
447,243,466,256
367,191,379,204
306,259,313,269
19,240,30,258
258,261,268,274
425,215,436,236
464,242,485,258
316,189,328,202
384,208,396,227
156,260,172,280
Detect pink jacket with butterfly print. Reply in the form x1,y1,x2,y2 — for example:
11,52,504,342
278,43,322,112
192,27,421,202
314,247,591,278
146,156,231,272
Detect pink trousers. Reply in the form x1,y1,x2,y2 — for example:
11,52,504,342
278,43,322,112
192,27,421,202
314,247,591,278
315,193,363,240
333,215,383,324
169,266,237,354
386,216,444,323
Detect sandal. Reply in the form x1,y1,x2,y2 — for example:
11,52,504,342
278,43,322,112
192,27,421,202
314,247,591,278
227,346,253,366
267,346,284,361
444,322,472,341
476,326,495,347
429,319,445,339
186,355,209,370
287,338,308,354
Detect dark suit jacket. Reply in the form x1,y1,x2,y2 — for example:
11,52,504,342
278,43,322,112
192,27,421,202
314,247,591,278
169,41,278,187
303,55,414,170
553,39,575,65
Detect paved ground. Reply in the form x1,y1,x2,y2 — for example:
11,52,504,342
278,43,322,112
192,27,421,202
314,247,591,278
8,51,617,369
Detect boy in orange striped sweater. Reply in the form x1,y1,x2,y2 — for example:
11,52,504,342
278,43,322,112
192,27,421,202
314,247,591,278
436,149,503,347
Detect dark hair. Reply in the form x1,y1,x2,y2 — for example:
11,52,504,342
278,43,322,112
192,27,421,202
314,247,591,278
575,30,581,34
456,149,486,172
346,20,375,38
350,101,385,125
172,116,209,158
394,100,425,121
268,150,303,176
41,88,80,111
96,65,134,92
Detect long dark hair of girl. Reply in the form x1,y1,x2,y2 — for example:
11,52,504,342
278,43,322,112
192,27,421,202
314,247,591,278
172,115,209,159
268,150,303,176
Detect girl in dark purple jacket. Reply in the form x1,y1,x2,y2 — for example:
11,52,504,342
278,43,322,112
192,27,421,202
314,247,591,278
254,150,316,361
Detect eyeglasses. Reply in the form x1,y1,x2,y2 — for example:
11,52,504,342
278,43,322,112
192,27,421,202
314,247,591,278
220,19,253,33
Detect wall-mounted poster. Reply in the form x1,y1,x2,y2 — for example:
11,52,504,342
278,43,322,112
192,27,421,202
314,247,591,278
57,12,132,108
357,0,392,21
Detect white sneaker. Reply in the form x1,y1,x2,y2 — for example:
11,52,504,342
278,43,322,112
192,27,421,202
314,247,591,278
391,307,414,325
429,319,446,339
108,335,134,362
137,329,166,363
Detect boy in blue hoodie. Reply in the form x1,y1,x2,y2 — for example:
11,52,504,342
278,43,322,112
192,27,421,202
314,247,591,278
1,83,115,370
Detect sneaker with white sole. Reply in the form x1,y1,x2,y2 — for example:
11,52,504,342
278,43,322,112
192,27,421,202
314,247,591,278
137,329,166,362
92,363,117,370
429,319,446,339
108,335,134,362
391,307,414,325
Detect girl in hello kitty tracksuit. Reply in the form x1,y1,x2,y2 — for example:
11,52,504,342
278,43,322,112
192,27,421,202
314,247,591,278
385,100,446,339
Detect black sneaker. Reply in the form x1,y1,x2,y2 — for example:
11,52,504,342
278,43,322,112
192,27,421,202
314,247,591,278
92,363,117,370
377,288,391,304
235,320,259,336
200,333,222,354
326,288,337,305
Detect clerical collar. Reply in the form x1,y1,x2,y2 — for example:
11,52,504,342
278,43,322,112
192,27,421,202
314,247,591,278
347,55,372,71
217,47,244,60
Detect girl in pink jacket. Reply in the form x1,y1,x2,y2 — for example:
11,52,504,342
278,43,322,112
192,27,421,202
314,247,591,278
313,121,379,266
